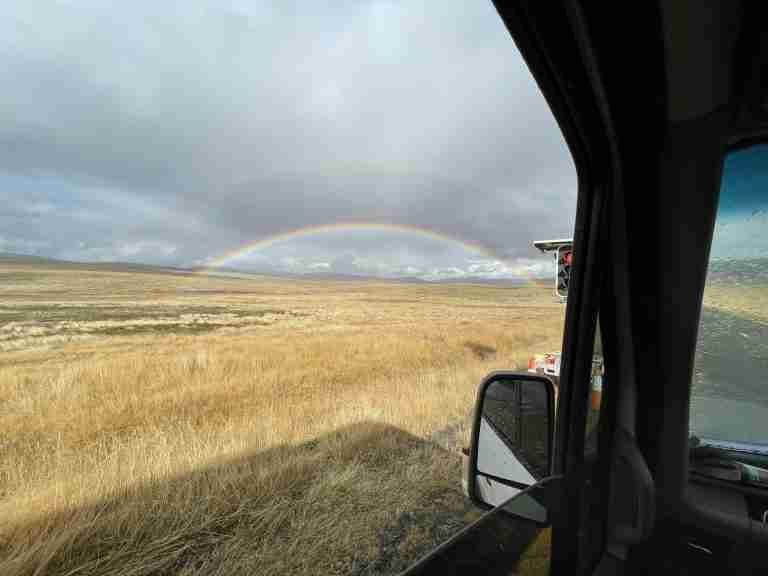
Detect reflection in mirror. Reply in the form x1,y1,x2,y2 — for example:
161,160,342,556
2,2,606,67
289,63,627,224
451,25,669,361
475,378,551,508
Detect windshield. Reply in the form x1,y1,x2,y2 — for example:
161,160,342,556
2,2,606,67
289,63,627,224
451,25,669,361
690,144,768,453
0,2,576,575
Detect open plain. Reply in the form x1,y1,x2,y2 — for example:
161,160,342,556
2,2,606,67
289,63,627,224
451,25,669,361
0,260,566,575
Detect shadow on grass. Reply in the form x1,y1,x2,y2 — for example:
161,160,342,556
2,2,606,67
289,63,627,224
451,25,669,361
3,422,517,576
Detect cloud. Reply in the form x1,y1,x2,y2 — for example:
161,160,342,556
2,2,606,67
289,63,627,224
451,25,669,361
2,0,576,277
118,241,177,258
0,235,50,254
307,261,331,271
210,228,552,281
464,257,550,279
22,202,55,215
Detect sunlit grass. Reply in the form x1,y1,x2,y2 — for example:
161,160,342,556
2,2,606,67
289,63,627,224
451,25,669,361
0,263,564,575
703,282,768,323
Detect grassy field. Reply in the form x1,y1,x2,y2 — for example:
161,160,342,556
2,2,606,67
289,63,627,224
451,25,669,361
0,262,565,575
702,282,768,324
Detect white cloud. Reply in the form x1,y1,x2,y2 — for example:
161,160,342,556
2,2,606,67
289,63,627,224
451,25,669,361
441,257,550,280
58,242,118,263
423,267,466,281
279,256,302,271
118,240,177,258
307,261,331,270
23,202,55,215
0,235,50,254
200,233,553,281
57,239,179,263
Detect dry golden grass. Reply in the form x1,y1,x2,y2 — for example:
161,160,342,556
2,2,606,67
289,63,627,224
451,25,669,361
0,263,564,575
703,283,768,323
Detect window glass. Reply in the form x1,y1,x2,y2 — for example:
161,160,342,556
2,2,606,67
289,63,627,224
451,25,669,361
691,144,768,448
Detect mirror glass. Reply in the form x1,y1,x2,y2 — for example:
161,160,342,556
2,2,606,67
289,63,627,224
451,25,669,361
475,377,551,508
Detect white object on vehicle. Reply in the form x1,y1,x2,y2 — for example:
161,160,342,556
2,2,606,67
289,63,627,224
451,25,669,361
534,238,573,300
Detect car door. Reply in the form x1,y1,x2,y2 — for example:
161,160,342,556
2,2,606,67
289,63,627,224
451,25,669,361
624,141,768,576
567,2,768,575
495,3,641,573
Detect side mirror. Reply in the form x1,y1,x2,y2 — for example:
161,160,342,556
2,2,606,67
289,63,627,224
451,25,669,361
466,372,556,519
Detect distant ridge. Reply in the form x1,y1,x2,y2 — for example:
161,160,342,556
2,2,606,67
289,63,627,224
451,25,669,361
1,252,547,285
199,268,538,285
0,252,194,276
0,252,61,265
708,257,768,284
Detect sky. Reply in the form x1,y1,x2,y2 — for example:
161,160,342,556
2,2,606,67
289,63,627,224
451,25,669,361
711,144,768,261
1,0,577,281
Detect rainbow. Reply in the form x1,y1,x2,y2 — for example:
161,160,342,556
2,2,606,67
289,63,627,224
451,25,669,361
200,221,504,272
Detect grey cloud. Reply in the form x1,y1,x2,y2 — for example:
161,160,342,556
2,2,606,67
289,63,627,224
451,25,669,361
2,0,575,276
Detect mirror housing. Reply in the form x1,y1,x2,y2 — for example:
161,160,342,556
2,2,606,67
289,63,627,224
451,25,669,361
466,372,556,519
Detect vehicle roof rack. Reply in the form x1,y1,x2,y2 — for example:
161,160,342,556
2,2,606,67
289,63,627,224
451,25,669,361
533,239,573,253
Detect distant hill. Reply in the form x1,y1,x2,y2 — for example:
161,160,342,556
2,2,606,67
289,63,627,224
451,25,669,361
0,252,194,276
201,268,537,285
708,257,768,284
2,252,547,286
426,276,538,286
0,252,61,265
